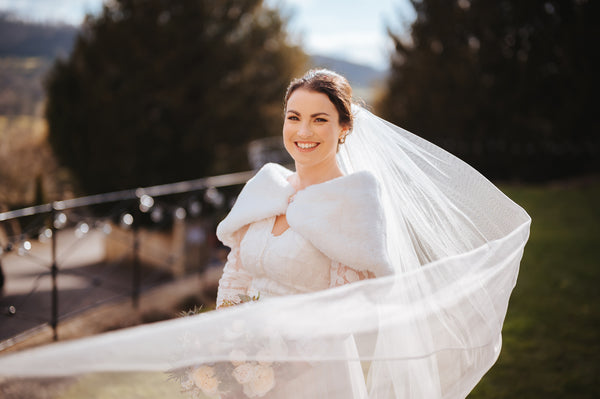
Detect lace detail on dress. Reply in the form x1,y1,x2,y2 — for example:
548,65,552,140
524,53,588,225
329,261,375,287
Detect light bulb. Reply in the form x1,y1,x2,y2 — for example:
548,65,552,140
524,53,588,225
53,212,67,229
38,228,53,243
175,207,187,220
18,240,32,256
139,194,154,213
121,213,134,227
75,222,90,238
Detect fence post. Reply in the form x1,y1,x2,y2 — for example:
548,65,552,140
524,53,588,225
50,206,58,341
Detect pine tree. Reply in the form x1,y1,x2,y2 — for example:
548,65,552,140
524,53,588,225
46,0,307,194
378,0,598,180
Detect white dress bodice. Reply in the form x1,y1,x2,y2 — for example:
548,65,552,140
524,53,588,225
240,216,331,298
218,219,370,399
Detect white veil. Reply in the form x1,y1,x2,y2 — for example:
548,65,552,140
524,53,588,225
0,106,530,399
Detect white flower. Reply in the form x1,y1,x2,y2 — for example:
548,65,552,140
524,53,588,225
229,349,247,366
190,365,219,395
345,268,360,282
255,348,273,366
245,364,275,397
243,383,259,398
232,362,255,384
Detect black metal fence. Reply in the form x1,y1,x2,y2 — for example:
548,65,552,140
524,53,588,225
0,170,253,348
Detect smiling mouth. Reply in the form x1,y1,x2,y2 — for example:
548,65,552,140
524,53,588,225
295,141,319,150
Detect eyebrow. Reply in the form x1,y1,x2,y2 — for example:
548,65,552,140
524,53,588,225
286,110,331,118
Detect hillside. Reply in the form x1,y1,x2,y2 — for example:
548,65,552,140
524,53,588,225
0,13,77,58
310,54,387,105
311,54,387,87
0,15,76,207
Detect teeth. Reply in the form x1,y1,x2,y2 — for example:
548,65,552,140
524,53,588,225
297,142,318,149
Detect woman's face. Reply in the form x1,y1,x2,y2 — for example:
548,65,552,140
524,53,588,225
283,89,346,169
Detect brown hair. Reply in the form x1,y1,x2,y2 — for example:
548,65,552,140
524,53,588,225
284,69,354,131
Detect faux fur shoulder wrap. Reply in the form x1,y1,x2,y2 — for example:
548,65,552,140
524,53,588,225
216,163,394,277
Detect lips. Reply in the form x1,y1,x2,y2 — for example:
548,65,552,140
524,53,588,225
295,141,319,150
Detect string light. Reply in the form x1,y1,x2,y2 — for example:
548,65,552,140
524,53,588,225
188,200,202,217
175,207,187,220
102,222,112,235
18,240,31,256
150,207,164,223
204,187,224,208
121,213,134,228
38,228,53,243
139,194,154,213
54,212,67,229
75,222,90,238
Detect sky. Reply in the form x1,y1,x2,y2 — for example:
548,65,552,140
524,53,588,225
0,0,415,70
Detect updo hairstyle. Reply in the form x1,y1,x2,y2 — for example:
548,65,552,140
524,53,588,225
284,69,354,132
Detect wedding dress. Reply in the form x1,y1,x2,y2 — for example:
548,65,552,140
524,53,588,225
214,163,388,397
0,106,530,399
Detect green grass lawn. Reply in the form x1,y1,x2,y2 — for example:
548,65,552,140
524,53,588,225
469,180,600,398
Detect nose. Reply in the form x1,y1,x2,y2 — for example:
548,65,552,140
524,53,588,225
297,122,311,138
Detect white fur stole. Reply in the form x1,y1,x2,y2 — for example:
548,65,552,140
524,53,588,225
216,163,393,277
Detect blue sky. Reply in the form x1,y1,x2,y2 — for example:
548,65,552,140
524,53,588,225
0,0,414,70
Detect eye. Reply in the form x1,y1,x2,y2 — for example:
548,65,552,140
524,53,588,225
286,115,299,121
315,117,328,123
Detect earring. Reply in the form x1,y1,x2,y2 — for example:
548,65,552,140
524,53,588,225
338,134,347,144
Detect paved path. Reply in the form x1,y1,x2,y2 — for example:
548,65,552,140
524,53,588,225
0,227,173,346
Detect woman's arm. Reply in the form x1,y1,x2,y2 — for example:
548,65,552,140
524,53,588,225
329,261,375,288
216,227,252,308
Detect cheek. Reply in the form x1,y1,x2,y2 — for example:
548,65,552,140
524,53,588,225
324,126,341,142
282,123,293,141
282,124,294,151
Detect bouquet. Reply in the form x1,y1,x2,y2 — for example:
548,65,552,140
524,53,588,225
172,355,276,398
170,293,280,398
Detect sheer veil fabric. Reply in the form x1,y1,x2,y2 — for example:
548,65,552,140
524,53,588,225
0,106,530,399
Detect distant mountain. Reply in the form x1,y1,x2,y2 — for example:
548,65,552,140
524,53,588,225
0,13,77,58
0,13,389,105
310,54,388,89
0,14,389,89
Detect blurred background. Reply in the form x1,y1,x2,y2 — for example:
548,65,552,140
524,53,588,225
0,0,598,398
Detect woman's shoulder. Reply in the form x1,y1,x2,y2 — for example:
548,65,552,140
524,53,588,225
216,163,295,247
252,162,294,181
236,163,295,201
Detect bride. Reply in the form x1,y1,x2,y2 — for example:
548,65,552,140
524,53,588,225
216,69,391,309
0,69,530,399
214,69,392,397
